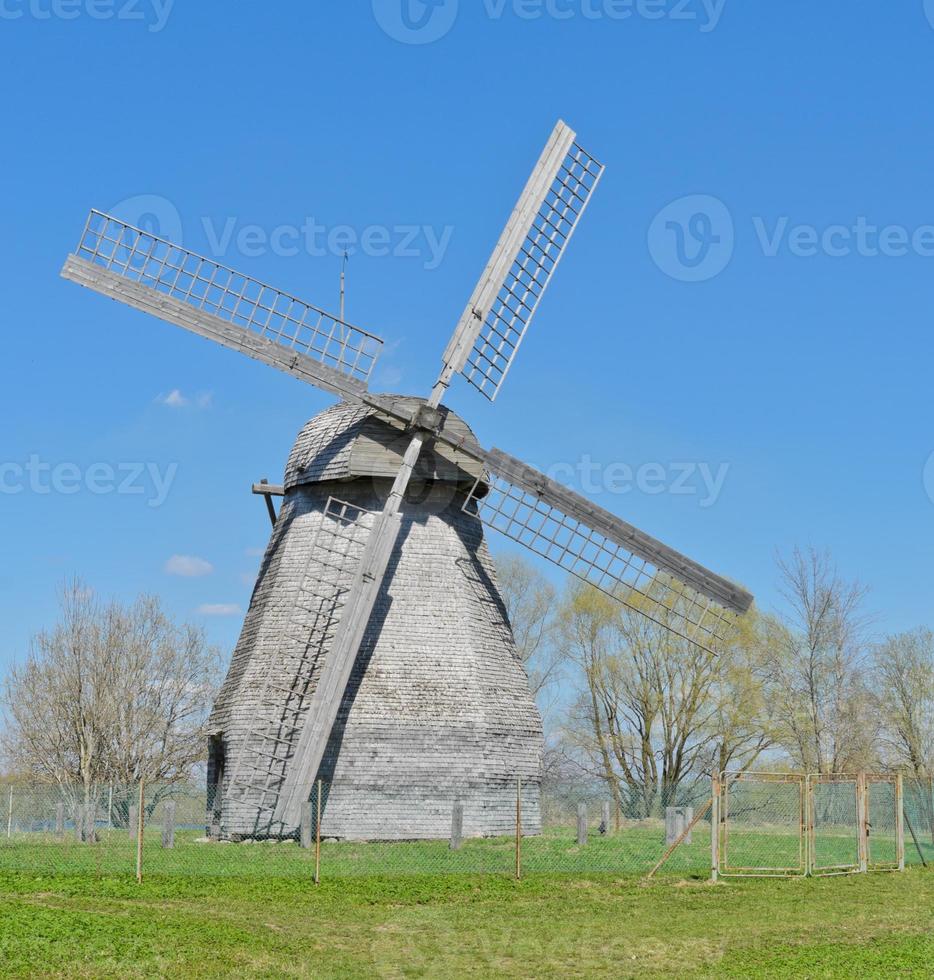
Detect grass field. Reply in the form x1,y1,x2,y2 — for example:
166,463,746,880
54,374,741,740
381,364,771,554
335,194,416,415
0,867,932,977
1,822,931,879
0,825,932,977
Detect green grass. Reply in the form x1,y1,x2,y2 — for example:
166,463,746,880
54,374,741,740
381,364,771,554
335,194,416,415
2,823,930,878
1,827,932,976
0,868,932,977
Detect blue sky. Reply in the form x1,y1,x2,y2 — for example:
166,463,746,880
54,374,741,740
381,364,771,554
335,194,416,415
3,1,934,668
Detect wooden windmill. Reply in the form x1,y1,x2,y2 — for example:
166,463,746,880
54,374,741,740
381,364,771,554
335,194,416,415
61,121,753,840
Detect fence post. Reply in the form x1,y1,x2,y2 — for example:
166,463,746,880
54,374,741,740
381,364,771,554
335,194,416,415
6,786,12,839
162,801,176,849
577,803,588,847
300,801,313,850
856,772,870,872
515,777,522,881
314,779,322,886
450,800,464,851
896,774,905,872
136,780,144,885
710,775,720,882
601,800,611,835
107,785,114,830
55,802,65,839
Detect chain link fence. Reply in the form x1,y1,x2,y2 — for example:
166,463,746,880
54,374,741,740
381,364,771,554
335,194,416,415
0,775,930,881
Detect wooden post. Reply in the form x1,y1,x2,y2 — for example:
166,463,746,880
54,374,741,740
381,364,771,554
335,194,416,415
300,801,313,850
314,779,322,886
711,776,720,882
450,800,464,851
601,800,611,835
856,772,871,873
162,801,176,849
55,802,65,839
515,777,522,881
136,780,144,885
6,786,12,839
896,774,905,872
577,803,588,847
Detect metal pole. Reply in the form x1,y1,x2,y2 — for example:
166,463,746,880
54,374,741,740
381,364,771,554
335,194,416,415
896,774,905,872
314,779,322,886
6,786,13,839
107,784,113,830
710,775,720,882
136,779,145,885
515,777,522,881
857,773,868,873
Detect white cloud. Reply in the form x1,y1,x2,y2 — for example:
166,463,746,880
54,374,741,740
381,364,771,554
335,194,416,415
164,555,214,578
157,389,214,410
159,389,189,409
197,604,242,617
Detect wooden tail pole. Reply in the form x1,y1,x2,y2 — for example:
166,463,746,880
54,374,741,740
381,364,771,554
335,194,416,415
646,798,713,880
904,809,928,868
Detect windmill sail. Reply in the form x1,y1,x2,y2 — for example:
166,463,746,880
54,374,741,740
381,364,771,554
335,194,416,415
442,121,604,401
465,448,753,652
61,211,383,401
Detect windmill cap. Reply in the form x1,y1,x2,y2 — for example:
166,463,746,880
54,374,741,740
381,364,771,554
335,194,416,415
284,396,487,493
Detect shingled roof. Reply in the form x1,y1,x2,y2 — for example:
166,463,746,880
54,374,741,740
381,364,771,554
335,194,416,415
284,396,487,492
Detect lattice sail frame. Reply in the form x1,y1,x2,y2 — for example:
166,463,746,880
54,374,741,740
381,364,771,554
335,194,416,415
67,210,383,384
464,459,745,652
447,122,605,401
225,498,375,833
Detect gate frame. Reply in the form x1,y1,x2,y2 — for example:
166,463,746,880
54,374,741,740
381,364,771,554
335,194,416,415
717,771,807,879
863,773,905,873
714,771,906,881
807,772,861,877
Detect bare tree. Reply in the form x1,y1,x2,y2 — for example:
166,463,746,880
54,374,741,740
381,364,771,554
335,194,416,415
874,628,934,839
0,580,222,807
555,580,768,818
765,548,876,773
496,554,559,703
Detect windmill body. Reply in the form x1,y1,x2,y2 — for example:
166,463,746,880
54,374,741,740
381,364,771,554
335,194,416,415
61,120,754,844
209,400,543,840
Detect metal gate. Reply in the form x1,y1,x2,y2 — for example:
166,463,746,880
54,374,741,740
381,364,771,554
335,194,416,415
715,772,905,879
